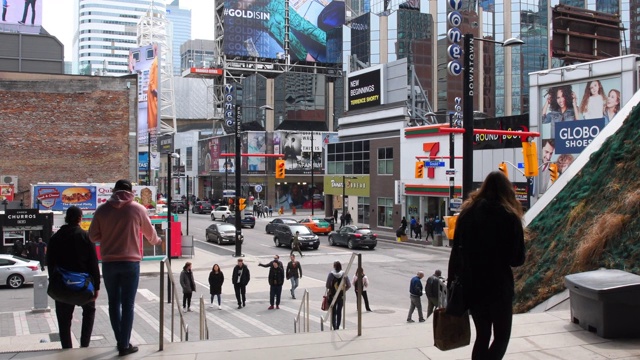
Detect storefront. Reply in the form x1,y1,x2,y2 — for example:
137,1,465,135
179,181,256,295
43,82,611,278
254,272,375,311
0,209,54,255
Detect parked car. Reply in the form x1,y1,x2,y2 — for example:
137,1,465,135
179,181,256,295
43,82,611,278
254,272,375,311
273,224,320,250
156,204,168,214
211,205,232,221
192,201,213,214
0,254,44,289
328,225,377,250
205,223,243,245
299,217,332,235
171,201,186,213
265,217,298,234
225,211,256,228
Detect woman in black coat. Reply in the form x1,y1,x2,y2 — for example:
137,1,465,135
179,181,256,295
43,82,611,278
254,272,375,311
448,171,525,360
208,264,224,310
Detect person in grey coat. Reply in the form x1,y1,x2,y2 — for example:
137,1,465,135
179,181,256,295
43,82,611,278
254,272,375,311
180,262,196,312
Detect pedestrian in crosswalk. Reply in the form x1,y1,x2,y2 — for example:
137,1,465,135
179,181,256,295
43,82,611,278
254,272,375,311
208,264,224,310
232,259,250,309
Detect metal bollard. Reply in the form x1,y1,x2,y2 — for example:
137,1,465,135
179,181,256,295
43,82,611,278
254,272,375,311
32,274,50,312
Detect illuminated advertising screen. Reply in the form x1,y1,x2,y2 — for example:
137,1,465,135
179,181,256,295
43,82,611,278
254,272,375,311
538,76,621,192
348,67,381,111
223,0,345,63
0,0,43,34
130,44,161,169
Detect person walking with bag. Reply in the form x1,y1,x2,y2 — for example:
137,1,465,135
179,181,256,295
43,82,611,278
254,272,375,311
267,260,284,309
231,258,250,309
286,254,302,299
47,206,100,349
88,179,162,356
326,261,351,330
208,264,224,309
180,262,196,312
448,171,525,360
425,269,443,318
290,231,303,257
352,267,372,312
407,271,425,323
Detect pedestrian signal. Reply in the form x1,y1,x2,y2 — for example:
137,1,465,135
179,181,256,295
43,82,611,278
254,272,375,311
522,141,539,177
549,163,559,182
239,198,246,211
415,161,424,178
275,160,286,179
498,162,508,177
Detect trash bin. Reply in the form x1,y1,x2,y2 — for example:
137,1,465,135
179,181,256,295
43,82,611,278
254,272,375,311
324,217,335,231
433,234,443,246
564,269,640,338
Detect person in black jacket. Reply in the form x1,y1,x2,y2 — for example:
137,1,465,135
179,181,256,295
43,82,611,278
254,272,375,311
448,171,525,360
231,258,250,309
208,264,224,310
46,206,100,349
180,262,196,312
267,260,285,309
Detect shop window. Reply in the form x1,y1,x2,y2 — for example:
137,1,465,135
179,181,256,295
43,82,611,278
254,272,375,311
377,197,394,228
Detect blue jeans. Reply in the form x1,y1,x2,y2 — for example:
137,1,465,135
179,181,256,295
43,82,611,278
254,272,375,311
290,277,299,296
102,261,140,351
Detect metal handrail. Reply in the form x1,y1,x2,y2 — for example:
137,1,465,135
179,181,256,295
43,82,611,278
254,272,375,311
320,252,358,331
199,295,209,340
158,258,190,351
293,289,310,333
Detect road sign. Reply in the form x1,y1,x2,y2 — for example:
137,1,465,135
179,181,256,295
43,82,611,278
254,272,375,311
446,169,456,176
255,185,263,193
517,162,524,169
426,161,446,167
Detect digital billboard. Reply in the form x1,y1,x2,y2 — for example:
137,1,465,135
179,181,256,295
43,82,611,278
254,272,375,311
538,76,621,191
130,44,161,169
223,0,345,63
273,131,325,174
348,67,382,111
0,0,43,34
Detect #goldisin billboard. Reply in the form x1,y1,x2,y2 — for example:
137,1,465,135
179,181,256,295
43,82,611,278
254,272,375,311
0,0,43,34
223,0,345,63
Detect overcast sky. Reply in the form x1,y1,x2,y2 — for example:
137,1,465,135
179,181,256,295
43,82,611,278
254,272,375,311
42,0,215,61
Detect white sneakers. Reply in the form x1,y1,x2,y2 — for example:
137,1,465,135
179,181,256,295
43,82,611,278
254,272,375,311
218,305,222,310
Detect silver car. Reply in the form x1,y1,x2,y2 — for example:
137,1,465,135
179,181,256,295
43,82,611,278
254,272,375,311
0,254,44,289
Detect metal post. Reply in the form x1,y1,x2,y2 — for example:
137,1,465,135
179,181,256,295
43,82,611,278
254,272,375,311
186,174,189,236
311,132,314,216
225,144,229,191
148,131,152,185
449,112,455,215
159,261,165,350
234,104,243,257
462,33,475,200
167,154,173,303
357,253,362,336
341,175,346,224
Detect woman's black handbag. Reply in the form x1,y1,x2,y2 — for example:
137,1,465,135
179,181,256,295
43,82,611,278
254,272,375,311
445,277,468,316
47,267,95,306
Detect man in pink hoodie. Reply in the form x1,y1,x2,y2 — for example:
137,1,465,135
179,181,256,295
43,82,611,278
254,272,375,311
89,179,162,356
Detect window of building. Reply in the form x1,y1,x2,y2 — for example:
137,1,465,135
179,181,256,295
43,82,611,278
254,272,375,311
377,197,394,228
358,197,370,224
377,147,393,175
186,147,193,171
327,140,370,175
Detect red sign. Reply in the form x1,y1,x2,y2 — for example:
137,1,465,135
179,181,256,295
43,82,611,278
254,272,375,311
0,185,15,201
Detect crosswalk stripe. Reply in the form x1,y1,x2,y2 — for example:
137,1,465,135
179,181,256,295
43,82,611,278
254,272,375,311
276,304,322,325
13,312,28,335
137,288,159,302
224,306,282,336
203,308,251,338
98,306,147,345
44,311,58,332
132,304,173,343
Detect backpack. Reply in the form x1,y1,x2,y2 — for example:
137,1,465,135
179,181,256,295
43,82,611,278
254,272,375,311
328,274,341,299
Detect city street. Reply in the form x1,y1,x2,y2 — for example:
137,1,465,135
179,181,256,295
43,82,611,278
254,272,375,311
0,212,452,350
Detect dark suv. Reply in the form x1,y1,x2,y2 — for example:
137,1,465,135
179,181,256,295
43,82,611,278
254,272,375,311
192,201,213,214
273,224,320,250
171,201,186,213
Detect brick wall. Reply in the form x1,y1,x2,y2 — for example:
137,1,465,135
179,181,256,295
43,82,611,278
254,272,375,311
0,73,137,206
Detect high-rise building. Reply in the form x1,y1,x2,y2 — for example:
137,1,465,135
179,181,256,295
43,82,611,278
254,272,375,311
167,0,192,75
72,0,164,75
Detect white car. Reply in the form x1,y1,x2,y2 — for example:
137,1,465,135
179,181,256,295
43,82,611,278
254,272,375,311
211,205,232,221
0,254,44,289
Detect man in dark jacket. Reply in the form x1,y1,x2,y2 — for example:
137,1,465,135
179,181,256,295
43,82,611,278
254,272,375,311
46,206,100,349
267,261,285,309
286,254,302,299
425,270,443,318
407,271,425,322
231,258,251,309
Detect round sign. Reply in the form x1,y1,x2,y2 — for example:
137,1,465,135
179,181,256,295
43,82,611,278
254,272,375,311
447,11,462,27
249,196,255,201
447,27,462,43
226,119,234,126
447,60,463,76
448,0,462,10
447,44,462,60
255,185,263,193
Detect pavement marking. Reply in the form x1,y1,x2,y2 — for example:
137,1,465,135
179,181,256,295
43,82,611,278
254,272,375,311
98,306,149,345
138,288,159,302
223,306,282,335
203,307,251,338
13,311,28,336
44,311,58,332
276,304,322,325
132,304,172,343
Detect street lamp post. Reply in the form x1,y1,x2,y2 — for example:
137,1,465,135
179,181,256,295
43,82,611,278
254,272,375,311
462,34,524,199
311,132,314,216
166,152,179,303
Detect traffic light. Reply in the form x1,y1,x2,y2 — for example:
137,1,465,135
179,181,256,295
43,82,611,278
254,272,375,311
549,163,559,182
275,159,286,179
415,161,424,178
498,162,508,177
239,198,246,211
522,141,539,177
